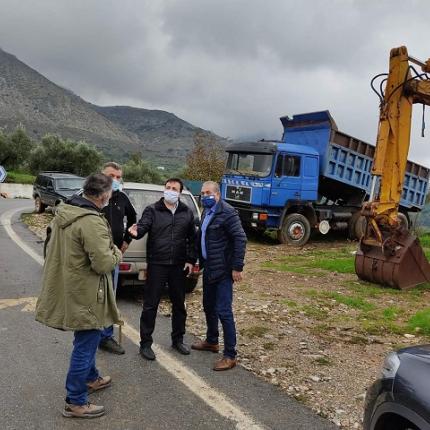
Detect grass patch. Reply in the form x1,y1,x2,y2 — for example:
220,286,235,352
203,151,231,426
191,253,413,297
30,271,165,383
382,306,404,321
326,292,375,312
303,289,319,298
261,248,355,275
241,325,270,338
5,170,35,184
314,356,332,366
418,233,430,248
280,299,298,307
263,342,276,351
301,305,328,320
408,308,430,335
343,280,400,298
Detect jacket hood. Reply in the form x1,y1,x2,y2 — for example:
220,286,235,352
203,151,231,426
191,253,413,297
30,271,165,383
55,199,101,229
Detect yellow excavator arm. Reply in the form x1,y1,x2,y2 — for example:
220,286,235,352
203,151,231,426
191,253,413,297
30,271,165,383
355,46,430,289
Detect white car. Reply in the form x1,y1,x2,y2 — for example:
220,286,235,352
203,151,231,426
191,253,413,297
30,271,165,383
119,182,202,293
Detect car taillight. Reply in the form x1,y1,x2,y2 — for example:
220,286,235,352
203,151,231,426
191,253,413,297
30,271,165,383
119,263,131,271
192,263,200,273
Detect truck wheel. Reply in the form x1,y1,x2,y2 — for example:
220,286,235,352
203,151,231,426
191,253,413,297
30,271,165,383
348,211,366,240
34,196,46,213
277,214,311,246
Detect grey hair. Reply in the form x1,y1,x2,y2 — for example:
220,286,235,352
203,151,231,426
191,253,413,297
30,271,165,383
83,173,112,198
202,181,220,193
103,161,122,171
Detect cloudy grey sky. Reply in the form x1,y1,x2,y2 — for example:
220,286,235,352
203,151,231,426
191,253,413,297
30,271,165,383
0,0,429,162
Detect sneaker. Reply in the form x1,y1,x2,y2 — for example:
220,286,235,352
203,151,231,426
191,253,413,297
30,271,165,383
87,375,112,394
62,402,105,419
99,337,125,355
139,345,156,361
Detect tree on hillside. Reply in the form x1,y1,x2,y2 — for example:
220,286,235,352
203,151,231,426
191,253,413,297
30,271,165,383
0,126,33,169
183,132,226,182
122,153,164,184
28,135,103,176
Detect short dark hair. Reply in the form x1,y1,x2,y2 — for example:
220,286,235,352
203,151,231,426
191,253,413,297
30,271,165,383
83,173,112,198
103,161,122,171
165,177,184,193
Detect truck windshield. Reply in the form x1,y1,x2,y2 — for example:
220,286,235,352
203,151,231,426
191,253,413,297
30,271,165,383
225,153,273,177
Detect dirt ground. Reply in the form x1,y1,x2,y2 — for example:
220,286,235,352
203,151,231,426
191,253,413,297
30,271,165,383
23,213,430,429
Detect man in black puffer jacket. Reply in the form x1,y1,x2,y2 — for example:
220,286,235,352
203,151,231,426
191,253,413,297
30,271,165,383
192,181,247,371
128,178,197,360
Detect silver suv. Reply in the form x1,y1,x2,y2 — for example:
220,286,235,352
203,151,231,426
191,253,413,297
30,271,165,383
119,182,201,293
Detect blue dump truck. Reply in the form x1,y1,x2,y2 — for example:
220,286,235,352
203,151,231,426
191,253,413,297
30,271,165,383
221,111,430,246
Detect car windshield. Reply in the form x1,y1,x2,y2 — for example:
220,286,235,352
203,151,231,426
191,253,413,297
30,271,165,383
55,178,84,190
225,152,273,177
124,189,199,219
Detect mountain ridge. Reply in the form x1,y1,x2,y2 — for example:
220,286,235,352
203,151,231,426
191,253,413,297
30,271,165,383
0,48,225,166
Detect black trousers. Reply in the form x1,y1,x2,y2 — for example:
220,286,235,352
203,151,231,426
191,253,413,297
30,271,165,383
140,264,187,347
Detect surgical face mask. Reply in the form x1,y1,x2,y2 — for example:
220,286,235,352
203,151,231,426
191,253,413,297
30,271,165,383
201,195,216,209
164,189,179,205
112,179,123,192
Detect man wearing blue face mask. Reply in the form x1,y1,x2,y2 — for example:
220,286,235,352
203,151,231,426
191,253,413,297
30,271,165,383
128,178,197,360
99,162,137,354
192,181,246,371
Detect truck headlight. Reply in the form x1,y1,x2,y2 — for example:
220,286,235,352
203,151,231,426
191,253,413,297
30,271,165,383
382,352,400,379
252,213,259,220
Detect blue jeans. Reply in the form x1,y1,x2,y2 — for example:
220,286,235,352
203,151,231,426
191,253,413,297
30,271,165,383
100,265,119,340
203,276,237,359
65,329,101,405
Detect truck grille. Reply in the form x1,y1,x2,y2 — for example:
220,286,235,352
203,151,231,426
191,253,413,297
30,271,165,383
226,185,252,203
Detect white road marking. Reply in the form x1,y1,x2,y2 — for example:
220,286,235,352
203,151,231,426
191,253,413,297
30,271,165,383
1,205,266,430
0,208,44,266
0,297,37,312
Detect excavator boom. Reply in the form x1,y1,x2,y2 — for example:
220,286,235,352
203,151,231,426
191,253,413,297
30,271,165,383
355,46,430,289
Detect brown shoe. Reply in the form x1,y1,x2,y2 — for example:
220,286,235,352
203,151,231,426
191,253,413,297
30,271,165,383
191,340,219,353
62,402,105,418
213,357,237,371
87,375,112,394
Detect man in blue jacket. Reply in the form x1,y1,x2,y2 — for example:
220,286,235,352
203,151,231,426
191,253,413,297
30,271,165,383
192,181,247,371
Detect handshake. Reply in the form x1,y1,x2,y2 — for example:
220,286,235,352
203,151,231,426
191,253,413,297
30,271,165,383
128,224,138,238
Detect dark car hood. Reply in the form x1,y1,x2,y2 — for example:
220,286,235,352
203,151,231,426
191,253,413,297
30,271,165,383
398,344,430,361
56,190,80,198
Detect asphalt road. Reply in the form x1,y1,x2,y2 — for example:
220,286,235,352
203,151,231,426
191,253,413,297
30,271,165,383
0,198,337,430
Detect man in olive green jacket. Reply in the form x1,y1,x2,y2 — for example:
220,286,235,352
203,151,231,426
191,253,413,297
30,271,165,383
36,173,122,419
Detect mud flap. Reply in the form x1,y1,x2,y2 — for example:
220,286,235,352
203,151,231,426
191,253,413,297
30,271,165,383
355,233,430,290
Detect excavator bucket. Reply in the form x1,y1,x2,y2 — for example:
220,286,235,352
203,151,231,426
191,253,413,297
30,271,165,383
355,233,430,290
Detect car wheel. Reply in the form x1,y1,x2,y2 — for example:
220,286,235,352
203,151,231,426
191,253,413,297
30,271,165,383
277,213,311,246
375,414,419,430
34,196,46,213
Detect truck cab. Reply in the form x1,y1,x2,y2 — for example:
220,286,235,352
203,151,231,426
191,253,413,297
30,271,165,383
221,140,319,244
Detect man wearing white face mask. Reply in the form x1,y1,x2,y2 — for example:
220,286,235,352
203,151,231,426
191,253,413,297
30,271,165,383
99,162,137,354
128,178,197,360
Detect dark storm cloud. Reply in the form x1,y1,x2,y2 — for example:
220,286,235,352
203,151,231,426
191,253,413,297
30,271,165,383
0,0,429,162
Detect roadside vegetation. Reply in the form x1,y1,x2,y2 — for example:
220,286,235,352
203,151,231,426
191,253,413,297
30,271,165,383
0,126,167,184
1,126,223,185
